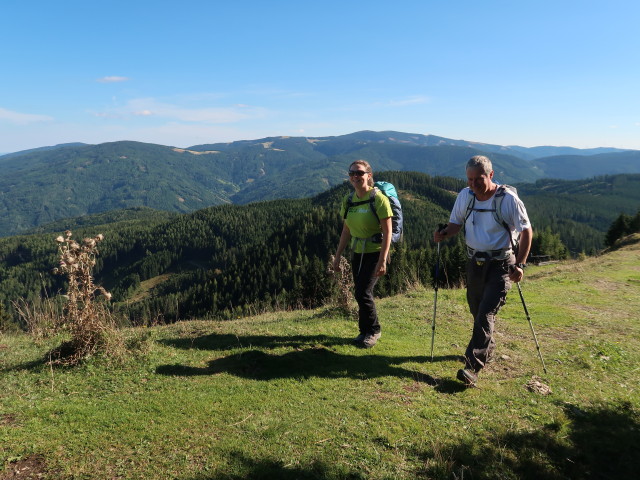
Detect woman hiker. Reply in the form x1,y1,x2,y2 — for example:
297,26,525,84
332,160,393,348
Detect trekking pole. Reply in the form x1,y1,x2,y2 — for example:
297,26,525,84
507,233,547,374
512,278,547,374
430,224,447,362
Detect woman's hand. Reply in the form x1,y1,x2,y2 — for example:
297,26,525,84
332,256,342,273
375,258,387,277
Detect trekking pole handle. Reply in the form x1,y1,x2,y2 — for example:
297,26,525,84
434,223,448,242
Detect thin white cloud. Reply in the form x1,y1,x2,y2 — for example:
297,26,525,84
122,98,267,124
97,76,130,83
387,95,431,107
0,107,53,125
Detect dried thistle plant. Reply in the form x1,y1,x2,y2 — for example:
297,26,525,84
327,255,356,317
48,230,118,365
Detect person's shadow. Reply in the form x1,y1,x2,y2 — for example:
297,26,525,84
156,332,465,392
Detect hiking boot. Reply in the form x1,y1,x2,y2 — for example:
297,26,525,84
457,368,478,386
362,332,381,348
353,333,366,344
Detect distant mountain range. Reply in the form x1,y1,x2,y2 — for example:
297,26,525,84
1,131,639,236
0,142,88,160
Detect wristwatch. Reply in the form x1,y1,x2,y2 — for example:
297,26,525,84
516,263,527,270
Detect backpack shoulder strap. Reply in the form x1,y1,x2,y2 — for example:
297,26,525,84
464,189,476,223
343,192,357,219
368,188,381,223
493,185,521,253
493,184,516,228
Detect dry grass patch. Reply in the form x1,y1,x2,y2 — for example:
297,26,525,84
0,414,18,427
1,455,48,480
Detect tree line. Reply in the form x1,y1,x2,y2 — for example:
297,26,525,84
605,210,640,246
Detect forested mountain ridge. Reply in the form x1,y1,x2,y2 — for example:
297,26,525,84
0,172,465,326
521,174,640,254
2,131,639,237
0,142,87,161
0,141,237,236
532,150,640,180
2,172,640,329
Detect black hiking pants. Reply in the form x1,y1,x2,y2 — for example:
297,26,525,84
464,256,513,372
352,252,382,335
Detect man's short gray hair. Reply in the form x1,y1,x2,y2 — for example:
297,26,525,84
466,155,493,175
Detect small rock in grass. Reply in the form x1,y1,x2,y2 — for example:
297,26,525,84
525,376,552,395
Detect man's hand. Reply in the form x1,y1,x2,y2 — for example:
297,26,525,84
509,264,524,282
434,223,460,243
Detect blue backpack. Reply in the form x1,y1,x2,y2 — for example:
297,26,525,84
344,181,404,243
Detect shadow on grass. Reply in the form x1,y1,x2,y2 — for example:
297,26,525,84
416,401,640,479
159,334,463,365
186,451,365,479
157,332,469,390
158,333,352,351
0,358,47,372
157,346,443,386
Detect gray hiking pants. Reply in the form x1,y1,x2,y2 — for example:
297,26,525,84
464,256,513,372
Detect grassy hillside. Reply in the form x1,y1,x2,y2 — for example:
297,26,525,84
1,237,638,479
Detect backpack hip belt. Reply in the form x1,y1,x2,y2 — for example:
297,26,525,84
467,246,512,261
352,233,383,244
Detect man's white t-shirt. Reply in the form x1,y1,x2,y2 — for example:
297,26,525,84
450,187,531,252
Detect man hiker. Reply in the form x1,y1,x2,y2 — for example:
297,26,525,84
433,155,533,386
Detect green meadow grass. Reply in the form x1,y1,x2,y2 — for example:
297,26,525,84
1,239,639,479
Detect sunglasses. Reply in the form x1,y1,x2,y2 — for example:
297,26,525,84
348,170,367,177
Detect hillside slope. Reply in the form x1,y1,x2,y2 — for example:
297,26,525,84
1,237,638,479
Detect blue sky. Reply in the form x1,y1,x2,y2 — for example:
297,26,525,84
1,0,639,153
